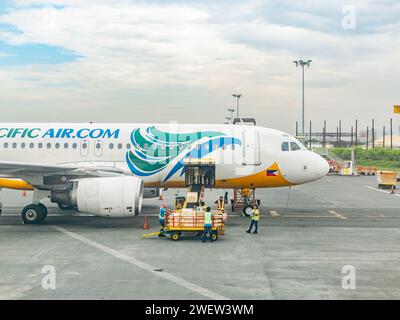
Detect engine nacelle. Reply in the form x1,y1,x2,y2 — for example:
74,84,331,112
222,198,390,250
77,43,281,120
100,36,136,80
51,176,143,217
77,176,143,217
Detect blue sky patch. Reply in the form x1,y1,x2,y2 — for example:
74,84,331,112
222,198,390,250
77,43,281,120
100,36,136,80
0,41,81,67
0,23,22,35
0,0,12,14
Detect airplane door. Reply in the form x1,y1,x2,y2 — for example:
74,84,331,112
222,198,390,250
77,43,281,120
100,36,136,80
242,130,261,165
94,140,103,157
80,140,89,157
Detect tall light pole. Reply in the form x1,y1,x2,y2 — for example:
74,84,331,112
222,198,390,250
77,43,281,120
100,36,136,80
227,108,235,123
293,59,312,136
232,94,242,118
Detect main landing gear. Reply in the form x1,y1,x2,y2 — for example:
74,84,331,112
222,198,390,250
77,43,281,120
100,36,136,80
20,189,51,224
21,203,48,224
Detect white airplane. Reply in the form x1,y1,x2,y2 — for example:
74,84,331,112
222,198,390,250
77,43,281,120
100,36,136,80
0,123,329,223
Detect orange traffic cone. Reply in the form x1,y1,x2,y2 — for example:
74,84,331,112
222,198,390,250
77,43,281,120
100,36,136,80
143,215,150,230
22,190,27,197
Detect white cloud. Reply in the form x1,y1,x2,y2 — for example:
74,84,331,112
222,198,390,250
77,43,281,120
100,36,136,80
0,0,399,133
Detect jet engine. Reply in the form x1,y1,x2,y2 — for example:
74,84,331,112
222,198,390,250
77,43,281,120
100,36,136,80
51,176,143,217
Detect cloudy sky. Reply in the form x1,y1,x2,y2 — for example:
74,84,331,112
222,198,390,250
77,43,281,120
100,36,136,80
0,0,399,134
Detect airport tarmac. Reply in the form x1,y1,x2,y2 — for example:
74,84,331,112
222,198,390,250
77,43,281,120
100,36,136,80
0,175,399,300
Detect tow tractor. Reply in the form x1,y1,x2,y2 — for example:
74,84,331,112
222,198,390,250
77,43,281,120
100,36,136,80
142,158,226,241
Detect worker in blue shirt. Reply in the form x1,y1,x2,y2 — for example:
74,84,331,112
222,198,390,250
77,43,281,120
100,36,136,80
159,204,167,237
202,207,214,243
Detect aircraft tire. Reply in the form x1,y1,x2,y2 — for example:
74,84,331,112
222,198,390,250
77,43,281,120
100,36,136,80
37,203,48,222
21,204,46,224
243,205,254,217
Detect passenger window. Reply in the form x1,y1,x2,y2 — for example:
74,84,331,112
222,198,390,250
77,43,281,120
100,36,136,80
47,143,51,149
55,143,60,149
109,143,114,149
12,142,17,149
281,142,289,151
4,142,8,148
126,143,131,149
21,143,26,149
118,143,123,149
96,143,101,149
82,143,87,149
290,142,301,151
38,143,43,149
72,143,77,149
64,143,68,149
29,143,34,149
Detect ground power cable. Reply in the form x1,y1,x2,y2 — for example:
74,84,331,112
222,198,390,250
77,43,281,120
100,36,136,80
281,186,292,216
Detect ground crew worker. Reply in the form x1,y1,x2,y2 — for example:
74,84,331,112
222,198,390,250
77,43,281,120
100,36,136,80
176,199,184,210
159,204,167,237
215,196,225,212
246,204,260,234
202,207,214,243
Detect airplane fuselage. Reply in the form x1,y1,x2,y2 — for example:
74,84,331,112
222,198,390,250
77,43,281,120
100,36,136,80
0,123,329,190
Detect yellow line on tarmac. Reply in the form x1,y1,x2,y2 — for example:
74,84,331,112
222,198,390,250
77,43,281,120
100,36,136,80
328,210,347,220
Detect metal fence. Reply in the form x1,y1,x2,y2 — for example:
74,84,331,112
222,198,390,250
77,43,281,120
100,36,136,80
295,118,400,149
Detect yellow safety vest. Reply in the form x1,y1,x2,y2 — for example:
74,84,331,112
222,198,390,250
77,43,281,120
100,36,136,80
252,209,260,221
204,211,213,225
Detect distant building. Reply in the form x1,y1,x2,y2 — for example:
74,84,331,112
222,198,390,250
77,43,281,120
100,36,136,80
374,135,400,148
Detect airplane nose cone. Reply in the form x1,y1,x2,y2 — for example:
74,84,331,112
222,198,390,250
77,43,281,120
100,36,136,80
316,155,329,177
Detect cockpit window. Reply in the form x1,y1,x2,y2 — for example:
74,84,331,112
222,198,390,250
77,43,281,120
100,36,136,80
281,142,289,151
290,142,301,151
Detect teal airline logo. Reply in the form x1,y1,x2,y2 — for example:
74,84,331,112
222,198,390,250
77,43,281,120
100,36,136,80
126,126,241,183
0,128,120,139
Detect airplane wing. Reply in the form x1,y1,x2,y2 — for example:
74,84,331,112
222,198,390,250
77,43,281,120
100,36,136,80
0,161,131,189
0,161,76,175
